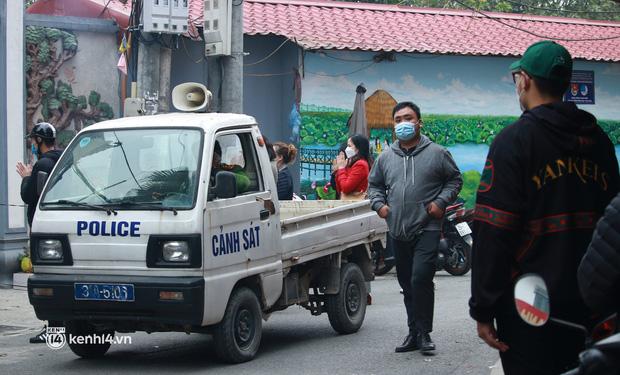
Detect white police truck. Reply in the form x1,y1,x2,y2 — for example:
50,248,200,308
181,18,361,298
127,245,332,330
27,84,387,363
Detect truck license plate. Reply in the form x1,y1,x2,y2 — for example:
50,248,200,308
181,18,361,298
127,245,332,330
74,283,135,302
455,222,472,236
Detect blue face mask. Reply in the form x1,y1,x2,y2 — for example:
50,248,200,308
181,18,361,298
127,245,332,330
31,143,38,156
395,121,418,140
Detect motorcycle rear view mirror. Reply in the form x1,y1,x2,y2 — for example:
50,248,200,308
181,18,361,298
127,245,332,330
514,274,550,327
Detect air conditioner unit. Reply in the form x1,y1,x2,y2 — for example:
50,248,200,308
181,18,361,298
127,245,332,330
143,0,190,34
203,0,232,56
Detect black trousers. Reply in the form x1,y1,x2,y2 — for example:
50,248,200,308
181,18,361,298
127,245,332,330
392,230,440,335
496,308,584,375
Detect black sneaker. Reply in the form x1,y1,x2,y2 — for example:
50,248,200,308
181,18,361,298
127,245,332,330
29,326,47,344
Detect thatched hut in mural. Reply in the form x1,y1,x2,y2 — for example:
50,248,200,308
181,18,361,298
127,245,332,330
347,89,397,139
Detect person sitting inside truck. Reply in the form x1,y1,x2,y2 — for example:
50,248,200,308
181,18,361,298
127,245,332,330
211,140,250,194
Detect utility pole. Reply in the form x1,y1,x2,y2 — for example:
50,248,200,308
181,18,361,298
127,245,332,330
207,57,222,112
137,42,171,114
221,2,243,114
206,0,243,114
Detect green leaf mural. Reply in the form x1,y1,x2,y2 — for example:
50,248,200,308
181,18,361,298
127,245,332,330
299,108,620,204
46,28,62,42
300,112,351,147
88,91,101,107
460,170,482,208
38,41,50,63
26,25,114,151
26,26,46,44
40,78,55,95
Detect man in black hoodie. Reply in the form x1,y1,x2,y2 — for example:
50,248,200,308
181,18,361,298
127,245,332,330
16,122,63,343
469,41,620,375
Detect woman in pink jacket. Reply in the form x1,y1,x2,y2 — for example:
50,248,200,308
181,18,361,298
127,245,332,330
334,133,372,199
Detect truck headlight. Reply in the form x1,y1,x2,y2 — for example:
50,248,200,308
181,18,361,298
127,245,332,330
38,239,63,260
163,241,190,262
146,234,201,268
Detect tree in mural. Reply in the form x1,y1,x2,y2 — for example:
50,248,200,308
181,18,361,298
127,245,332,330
25,26,114,149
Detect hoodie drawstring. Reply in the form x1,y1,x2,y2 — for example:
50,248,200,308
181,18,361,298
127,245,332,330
403,155,415,185
411,157,415,186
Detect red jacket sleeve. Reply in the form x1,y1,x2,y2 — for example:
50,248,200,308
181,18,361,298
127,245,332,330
336,159,369,194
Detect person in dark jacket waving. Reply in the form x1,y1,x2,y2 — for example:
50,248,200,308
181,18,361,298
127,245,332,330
16,123,63,228
274,142,297,200
16,122,64,344
469,41,620,375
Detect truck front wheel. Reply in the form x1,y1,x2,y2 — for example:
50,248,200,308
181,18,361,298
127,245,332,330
64,320,113,358
213,286,262,363
325,262,367,334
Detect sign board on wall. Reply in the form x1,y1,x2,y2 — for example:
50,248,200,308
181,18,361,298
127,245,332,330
564,70,595,105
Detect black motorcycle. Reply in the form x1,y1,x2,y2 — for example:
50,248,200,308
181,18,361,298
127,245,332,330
436,203,473,276
371,238,395,276
371,203,473,276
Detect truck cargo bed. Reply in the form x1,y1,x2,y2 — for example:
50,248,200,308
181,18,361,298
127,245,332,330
278,200,387,265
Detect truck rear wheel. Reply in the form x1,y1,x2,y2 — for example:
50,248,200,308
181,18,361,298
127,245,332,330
64,320,113,358
213,286,262,363
325,262,367,334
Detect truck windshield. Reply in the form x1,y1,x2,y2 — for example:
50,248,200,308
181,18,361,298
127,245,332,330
41,128,203,210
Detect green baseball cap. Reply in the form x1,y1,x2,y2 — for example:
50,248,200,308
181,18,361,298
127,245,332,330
509,41,573,82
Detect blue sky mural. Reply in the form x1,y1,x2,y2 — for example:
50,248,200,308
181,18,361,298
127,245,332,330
298,50,620,203
302,51,620,120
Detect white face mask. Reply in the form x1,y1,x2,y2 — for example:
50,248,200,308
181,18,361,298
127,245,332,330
344,146,356,159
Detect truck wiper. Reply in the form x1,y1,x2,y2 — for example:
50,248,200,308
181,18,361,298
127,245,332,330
56,200,118,216
119,201,178,216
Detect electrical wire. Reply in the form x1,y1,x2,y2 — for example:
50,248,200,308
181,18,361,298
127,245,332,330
244,38,292,66
262,0,620,55
127,0,185,50
244,61,304,76
283,0,453,54
502,0,620,14
320,53,375,62
397,53,443,59
97,0,113,19
244,71,297,77
451,0,620,41
303,61,377,77
181,36,205,63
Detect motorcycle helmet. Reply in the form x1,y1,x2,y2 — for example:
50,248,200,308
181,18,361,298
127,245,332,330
25,122,56,140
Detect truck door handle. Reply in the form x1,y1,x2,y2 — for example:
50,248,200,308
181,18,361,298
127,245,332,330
260,210,270,220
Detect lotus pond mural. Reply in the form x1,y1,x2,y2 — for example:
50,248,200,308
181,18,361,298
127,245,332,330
299,107,620,207
297,50,620,207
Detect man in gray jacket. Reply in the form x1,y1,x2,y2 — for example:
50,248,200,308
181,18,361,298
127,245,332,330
368,101,462,353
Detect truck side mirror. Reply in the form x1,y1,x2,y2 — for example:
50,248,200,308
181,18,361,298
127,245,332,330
37,171,49,196
514,273,550,327
209,171,237,200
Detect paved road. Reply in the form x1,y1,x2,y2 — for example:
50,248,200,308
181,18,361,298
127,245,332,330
0,270,503,374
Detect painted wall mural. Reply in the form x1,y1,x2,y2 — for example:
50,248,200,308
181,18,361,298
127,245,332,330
25,26,115,158
298,50,620,206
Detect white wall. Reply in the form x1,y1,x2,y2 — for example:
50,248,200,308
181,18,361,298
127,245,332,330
6,0,26,229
